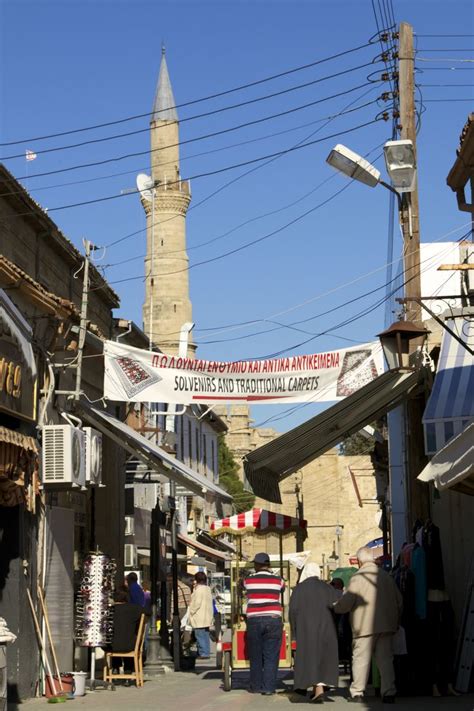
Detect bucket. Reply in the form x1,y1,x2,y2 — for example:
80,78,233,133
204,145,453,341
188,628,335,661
72,671,87,697
45,674,74,698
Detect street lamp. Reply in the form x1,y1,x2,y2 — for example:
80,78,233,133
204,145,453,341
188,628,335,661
326,141,417,205
377,321,430,370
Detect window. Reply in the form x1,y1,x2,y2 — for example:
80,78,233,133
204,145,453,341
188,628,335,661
195,428,200,471
202,434,207,475
188,421,192,466
211,439,217,483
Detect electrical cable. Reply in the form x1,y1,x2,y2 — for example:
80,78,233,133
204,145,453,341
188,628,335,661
8,117,382,217
135,221,471,341
13,64,381,181
0,40,377,147
3,96,380,197
104,89,383,256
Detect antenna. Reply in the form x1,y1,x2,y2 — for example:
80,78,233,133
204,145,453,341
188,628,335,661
136,173,154,202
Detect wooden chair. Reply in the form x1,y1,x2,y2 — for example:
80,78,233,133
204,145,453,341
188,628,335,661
103,614,146,687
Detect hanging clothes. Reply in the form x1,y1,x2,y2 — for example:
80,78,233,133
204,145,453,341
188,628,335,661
410,545,427,620
422,521,445,591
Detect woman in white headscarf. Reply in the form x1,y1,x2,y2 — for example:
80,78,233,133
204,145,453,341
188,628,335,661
289,563,340,702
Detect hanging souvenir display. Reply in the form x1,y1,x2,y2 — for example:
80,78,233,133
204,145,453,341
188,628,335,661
75,552,116,647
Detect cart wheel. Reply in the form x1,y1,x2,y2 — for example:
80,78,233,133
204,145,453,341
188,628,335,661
216,648,223,670
223,651,232,692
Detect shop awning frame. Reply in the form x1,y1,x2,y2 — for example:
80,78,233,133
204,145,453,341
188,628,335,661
74,402,232,502
418,422,474,496
177,533,231,562
244,368,425,503
422,316,474,455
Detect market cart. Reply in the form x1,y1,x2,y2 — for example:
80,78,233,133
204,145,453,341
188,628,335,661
210,508,307,691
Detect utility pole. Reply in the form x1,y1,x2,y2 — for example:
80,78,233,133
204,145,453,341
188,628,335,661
74,239,93,400
398,21,422,325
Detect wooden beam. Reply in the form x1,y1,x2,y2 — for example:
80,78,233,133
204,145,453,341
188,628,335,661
438,264,474,271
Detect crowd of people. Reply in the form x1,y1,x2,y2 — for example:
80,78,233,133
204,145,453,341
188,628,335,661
244,548,403,703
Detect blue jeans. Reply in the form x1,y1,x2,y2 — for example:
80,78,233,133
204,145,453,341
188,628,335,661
246,616,283,693
194,627,210,657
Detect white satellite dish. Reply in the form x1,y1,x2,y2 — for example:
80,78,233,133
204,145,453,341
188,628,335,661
136,173,154,202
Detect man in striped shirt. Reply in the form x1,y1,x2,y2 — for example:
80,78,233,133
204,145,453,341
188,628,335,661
244,552,285,695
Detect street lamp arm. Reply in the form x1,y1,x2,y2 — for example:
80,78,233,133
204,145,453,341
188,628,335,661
379,179,403,210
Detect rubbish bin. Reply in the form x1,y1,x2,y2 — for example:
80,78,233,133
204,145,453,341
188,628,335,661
72,672,87,697
0,644,7,711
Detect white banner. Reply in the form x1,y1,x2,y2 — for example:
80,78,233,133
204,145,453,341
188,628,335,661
104,340,384,406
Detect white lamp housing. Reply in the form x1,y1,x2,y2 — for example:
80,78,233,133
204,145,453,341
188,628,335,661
326,144,381,188
383,140,416,194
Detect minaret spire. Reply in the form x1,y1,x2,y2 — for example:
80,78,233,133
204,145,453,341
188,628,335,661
142,49,194,356
152,46,178,123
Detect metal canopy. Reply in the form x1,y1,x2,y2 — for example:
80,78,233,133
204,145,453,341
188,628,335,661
418,422,474,496
177,533,230,562
75,403,232,502
423,317,474,455
244,369,423,503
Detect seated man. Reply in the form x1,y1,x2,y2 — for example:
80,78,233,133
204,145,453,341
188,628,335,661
111,587,144,675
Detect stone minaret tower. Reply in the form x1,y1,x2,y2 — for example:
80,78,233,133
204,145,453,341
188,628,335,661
142,48,195,356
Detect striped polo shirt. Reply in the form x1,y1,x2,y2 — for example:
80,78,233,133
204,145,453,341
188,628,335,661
244,570,285,618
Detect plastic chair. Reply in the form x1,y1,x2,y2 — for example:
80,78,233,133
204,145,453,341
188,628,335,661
103,614,146,687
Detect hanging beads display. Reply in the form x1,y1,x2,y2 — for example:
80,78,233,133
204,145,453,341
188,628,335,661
75,552,116,647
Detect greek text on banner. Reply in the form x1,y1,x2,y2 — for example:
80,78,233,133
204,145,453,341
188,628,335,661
103,340,384,405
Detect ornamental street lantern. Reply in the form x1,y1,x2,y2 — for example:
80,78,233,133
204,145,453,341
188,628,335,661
383,140,416,194
377,320,430,370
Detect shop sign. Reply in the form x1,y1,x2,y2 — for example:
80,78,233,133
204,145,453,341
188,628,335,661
0,291,37,422
104,339,384,406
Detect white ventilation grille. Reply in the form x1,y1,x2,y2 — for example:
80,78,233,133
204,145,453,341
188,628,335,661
41,425,86,487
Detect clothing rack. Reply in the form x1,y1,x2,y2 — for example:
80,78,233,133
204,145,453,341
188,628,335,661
455,556,474,693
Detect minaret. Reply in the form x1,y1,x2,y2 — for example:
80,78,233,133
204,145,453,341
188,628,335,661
142,47,195,356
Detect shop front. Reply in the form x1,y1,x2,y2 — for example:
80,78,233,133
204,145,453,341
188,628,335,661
0,289,39,701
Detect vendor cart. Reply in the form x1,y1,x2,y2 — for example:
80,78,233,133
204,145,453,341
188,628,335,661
210,508,307,692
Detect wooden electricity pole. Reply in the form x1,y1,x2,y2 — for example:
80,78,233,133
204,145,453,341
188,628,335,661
398,22,422,325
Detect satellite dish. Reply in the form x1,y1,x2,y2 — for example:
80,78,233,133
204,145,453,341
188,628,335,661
136,173,154,202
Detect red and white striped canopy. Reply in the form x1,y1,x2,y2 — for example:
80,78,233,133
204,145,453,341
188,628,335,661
210,508,307,537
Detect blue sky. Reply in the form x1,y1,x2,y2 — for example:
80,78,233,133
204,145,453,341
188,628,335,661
1,0,473,431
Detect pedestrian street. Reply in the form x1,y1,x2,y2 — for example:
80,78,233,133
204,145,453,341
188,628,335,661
19,657,474,711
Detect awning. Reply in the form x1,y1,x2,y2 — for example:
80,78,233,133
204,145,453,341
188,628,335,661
418,422,474,495
423,318,474,455
244,369,424,503
210,508,307,536
177,533,231,562
74,403,232,502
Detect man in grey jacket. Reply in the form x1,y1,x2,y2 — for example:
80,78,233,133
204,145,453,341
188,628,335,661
334,547,402,704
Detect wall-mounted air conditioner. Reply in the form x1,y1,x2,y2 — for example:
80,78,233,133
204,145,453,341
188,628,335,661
124,516,135,536
42,425,86,488
124,544,137,568
84,427,103,486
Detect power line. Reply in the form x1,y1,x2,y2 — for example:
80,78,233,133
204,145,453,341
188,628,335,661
104,89,382,255
1,79,380,192
13,62,381,180
4,95,380,197
0,40,377,147
7,117,381,217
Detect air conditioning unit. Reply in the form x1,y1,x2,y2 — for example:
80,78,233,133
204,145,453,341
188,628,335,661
84,427,102,486
124,544,137,569
42,425,86,488
124,516,135,536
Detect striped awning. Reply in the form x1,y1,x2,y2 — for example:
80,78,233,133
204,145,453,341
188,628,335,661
244,369,424,503
423,317,474,455
210,508,307,537
418,422,474,496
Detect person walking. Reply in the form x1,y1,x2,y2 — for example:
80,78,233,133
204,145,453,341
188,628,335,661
188,571,214,659
243,552,285,696
334,547,403,704
289,563,340,703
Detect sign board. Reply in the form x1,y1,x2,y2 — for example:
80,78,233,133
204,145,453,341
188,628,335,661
104,339,384,406
0,290,37,422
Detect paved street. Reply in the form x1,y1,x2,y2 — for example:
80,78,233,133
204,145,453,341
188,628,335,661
18,658,474,711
